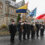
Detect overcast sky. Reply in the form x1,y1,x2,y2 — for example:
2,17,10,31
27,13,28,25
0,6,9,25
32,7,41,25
16,0,45,17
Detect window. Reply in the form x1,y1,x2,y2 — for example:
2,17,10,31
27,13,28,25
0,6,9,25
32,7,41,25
5,5,8,13
0,2,3,15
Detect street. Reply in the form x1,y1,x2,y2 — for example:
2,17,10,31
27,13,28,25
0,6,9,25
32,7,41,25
0,0,45,45
0,34,45,45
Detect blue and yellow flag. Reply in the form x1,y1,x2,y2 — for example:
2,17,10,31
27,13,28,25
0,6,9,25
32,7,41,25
16,3,28,13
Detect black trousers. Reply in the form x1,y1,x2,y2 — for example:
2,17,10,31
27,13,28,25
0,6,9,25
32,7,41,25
40,29,44,36
10,32,16,42
27,30,30,39
23,30,27,39
36,29,39,37
31,30,35,39
19,31,22,40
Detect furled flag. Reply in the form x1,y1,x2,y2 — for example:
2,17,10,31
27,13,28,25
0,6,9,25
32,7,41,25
16,3,28,13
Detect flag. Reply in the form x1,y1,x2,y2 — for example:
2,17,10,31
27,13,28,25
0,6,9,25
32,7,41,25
16,3,28,13
30,8,37,16
16,9,27,13
26,8,37,18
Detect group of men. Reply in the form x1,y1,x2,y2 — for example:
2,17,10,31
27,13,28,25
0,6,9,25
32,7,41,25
9,20,45,43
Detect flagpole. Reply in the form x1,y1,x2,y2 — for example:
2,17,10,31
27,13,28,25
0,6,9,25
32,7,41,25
26,0,29,21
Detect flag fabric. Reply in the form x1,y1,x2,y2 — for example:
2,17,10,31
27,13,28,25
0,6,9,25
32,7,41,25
16,3,28,13
36,14,45,19
16,9,27,13
26,8,37,18
18,3,28,9
30,8,37,16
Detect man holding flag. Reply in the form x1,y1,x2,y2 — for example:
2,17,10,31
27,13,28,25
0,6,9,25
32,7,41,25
16,2,28,41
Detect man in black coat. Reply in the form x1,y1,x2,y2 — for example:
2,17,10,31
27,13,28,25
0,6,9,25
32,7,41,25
23,21,28,40
17,20,22,41
30,24,35,39
9,20,17,43
35,22,40,38
27,23,31,39
40,23,45,37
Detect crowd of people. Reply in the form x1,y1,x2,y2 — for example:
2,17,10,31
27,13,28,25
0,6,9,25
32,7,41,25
9,20,45,43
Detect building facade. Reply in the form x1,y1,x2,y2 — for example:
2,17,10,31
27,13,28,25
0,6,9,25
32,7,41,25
0,0,25,25
0,0,7,25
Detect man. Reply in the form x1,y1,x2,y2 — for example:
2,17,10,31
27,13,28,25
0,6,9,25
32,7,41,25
9,20,17,43
27,23,31,39
35,22,40,38
17,20,22,41
31,23,35,39
40,23,45,37
23,21,28,40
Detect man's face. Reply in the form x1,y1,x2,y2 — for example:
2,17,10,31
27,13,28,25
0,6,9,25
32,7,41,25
12,22,15,24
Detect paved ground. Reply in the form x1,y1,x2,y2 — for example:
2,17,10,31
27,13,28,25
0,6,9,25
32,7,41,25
0,35,45,45
0,31,45,45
